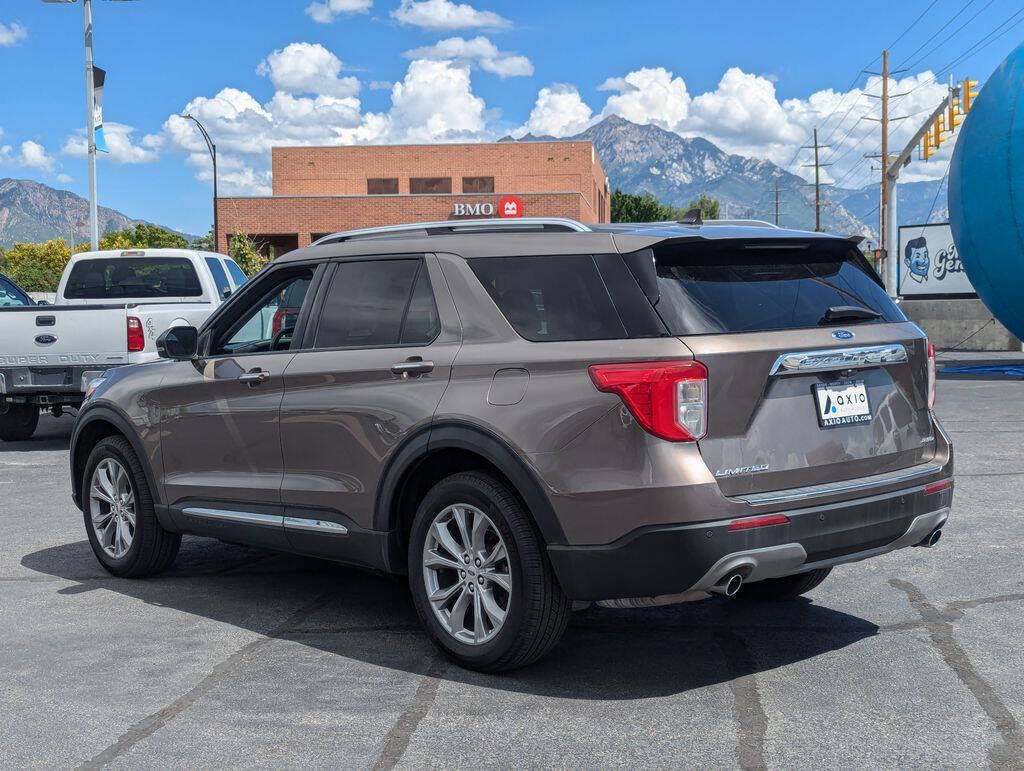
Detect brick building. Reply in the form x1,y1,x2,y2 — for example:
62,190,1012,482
216,141,610,256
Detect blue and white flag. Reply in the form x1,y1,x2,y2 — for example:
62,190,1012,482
92,66,108,154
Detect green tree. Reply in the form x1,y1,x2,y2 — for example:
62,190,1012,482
611,189,673,222
229,231,268,277
685,193,721,221
190,228,215,252
3,239,72,292
99,223,188,250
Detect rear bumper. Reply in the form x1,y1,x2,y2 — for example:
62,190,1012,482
0,365,119,404
547,479,953,601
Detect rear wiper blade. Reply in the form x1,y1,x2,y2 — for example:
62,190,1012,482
818,305,883,325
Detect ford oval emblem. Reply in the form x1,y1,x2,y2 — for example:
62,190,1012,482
34,334,57,345
832,329,855,340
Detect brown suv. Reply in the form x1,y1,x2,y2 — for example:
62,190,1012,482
69,217,953,671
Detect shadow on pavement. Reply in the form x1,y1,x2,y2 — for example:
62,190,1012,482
0,414,74,453
21,537,879,700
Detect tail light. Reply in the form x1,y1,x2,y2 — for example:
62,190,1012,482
127,316,145,352
588,360,708,441
271,307,286,337
927,341,936,409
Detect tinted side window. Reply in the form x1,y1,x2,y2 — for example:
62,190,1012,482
315,260,428,349
469,255,627,342
225,259,248,287
205,257,230,297
400,264,441,345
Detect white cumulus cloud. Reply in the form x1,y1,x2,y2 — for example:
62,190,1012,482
403,36,532,77
256,42,360,98
517,84,594,137
305,0,372,23
0,21,27,47
598,67,691,131
7,140,57,172
61,123,160,164
392,0,510,30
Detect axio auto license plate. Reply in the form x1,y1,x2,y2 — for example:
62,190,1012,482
813,380,871,428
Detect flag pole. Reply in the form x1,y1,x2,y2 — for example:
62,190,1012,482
84,0,98,250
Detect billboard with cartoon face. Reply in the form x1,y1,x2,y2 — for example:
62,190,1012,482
898,223,976,297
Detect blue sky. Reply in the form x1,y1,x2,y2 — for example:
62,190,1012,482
1,0,1022,235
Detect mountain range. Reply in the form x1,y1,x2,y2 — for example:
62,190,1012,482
3,116,948,247
0,178,196,248
507,115,949,241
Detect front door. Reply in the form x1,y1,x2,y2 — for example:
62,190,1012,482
155,264,318,545
278,255,460,557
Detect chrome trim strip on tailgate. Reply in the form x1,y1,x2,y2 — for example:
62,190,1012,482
182,507,282,527
769,344,908,376
734,462,944,505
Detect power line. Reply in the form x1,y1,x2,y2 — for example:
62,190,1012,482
902,0,997,72
895,0,981,69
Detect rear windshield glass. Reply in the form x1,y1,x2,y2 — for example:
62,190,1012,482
650,241,905,335
64,257,202,299
469,255,627,342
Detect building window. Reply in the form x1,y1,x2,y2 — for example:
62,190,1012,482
367,178,399,195
409,177,452,194
462,176,494,193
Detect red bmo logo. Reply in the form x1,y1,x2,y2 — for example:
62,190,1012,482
498,196,523,218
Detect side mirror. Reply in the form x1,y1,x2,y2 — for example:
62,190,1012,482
35,299,50,306
222,287,232,299
156,325,199,360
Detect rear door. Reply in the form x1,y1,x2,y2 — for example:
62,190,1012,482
641,237,933,497
278,255,460,554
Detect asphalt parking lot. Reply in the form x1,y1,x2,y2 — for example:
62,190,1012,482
2,376,1023,769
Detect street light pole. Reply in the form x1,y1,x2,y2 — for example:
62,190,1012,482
181,115,218,253
84,0,98,250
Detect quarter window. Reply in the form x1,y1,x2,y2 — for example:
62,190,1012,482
205,257,230,298
409,177,452,194
314,259,439,349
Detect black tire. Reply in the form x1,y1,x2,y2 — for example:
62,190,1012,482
82,436,181,577
0,404,39,442
407,471,571,672
736,567,832,602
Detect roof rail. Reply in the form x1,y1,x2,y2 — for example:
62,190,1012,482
701,219,780,229
312,217,591,245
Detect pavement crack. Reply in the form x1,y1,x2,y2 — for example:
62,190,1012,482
716,628,768,771
890,579,1024,768
76,592,335,770
372,655,448,771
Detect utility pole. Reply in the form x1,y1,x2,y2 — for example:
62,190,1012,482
801,128,831,232
774,179,780,226
880,49,888,274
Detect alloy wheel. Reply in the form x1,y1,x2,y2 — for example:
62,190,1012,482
89,458,136,559
421,503,511,645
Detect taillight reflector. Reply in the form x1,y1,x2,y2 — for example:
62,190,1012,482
127,316,145,352
727,514,791,531
927,341,937,409
588,360,708,441
923,479,952,495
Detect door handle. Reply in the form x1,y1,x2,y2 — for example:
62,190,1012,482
391,358,434,377
238,368,270,385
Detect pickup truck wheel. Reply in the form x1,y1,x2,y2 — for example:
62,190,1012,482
736,568,832,602
0,404,39,442
408,471,571,672
83,436,180,577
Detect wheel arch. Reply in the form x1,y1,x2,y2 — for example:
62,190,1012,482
71,404,161,515
376,421,566,573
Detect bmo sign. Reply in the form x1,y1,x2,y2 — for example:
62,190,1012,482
452,196,523,219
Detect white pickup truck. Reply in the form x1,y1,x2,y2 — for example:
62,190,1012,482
0,248,249,440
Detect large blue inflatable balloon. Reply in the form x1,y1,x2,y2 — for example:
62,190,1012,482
948,42,1024,341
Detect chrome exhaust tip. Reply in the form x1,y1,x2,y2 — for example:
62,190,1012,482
709,571,744,597
916,527,942,548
